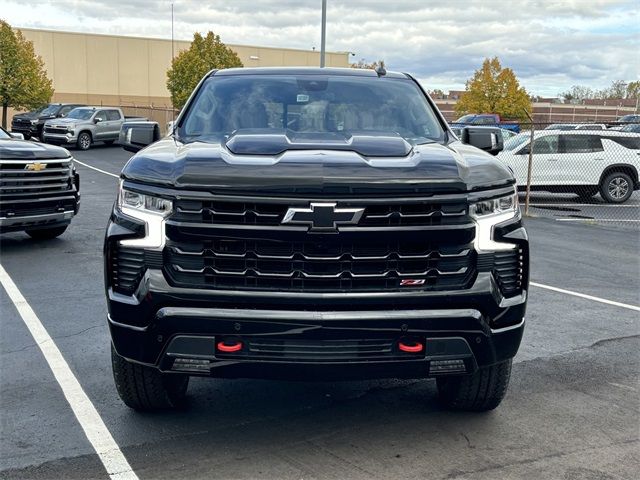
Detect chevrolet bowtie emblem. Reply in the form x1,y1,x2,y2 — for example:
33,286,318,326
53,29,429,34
25,162,47,171
282,203,364,231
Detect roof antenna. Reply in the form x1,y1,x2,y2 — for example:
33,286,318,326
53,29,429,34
375,62,386,77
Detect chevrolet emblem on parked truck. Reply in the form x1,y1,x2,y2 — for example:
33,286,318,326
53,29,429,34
25,162,47,171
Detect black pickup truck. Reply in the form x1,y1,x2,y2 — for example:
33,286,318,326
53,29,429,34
106,67,529,412
11,103,85,140
0,127,80,239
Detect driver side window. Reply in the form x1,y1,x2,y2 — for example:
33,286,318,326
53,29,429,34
532,135,559,154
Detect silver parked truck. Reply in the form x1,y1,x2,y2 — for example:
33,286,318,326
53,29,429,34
42,107,146,150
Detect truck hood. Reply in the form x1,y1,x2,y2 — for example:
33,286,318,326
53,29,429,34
12,111,42,121
46,118,80,126
0,139,71,160
122,134,514,196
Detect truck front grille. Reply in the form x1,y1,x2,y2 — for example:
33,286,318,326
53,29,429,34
172,199,469,227
0,159,73,197
164,196,477,293
44,127,69,135
11,118,31,128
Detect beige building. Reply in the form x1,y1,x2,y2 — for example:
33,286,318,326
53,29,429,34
14,28,350,117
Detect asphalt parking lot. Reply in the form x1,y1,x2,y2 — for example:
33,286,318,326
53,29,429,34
1,145,639,480
521,192,640,226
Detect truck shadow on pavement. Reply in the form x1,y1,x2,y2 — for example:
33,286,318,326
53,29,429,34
102,336,637,480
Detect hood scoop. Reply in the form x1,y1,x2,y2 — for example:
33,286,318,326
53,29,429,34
225,129,413,157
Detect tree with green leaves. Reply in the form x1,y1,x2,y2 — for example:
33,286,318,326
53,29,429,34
0,20,54,128
455,57,531,122
167,31,243,110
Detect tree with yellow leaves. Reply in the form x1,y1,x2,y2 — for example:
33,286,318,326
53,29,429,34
455,57,531,122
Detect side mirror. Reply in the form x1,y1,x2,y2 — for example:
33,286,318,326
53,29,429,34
94,117,103,124
10,132,25,140
460,127,504,155
59,113,66,118
118,121,161,153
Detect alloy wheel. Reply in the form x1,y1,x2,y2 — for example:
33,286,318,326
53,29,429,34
608,176,629,200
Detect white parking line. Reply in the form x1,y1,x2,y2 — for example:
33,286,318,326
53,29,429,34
555,219,640,223
531,281,640,312
74,159,120,179
0,264,139,480
521,203,638,208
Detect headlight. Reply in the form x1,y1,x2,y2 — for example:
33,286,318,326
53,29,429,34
117,181,172,248
471,188,519,252
118,184,172,216
471,191,517,218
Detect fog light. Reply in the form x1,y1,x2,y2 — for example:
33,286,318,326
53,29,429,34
430,359,466,374
172,358,210,372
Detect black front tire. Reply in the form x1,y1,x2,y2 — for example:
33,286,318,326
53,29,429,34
111,345,189,411
25,225,68,240
436,359,512,412
600,172,633,203
77,132,92,150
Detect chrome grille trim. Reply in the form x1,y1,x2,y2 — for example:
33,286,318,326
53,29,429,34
169,245,470,261
172,264,468,278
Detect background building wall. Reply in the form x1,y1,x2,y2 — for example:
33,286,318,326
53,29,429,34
15,28,350,110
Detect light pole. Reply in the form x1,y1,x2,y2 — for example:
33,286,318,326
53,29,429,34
320,0,327,67
171,2,175,123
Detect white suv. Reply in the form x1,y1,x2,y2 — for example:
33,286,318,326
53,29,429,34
498,130,640,203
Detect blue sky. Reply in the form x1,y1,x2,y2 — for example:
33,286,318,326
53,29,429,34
3,0,639,96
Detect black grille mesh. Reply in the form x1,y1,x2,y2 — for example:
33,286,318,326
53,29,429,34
478,248,524,296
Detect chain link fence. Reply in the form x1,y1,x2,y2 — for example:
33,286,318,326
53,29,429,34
119,104,178,136
491,121,640,226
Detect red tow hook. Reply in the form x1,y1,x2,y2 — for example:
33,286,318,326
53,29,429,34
398,339,424,353
217,340,243,353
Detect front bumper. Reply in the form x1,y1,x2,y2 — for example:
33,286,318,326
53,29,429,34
0,188,80,233
107,263,526,379
43,132,77,144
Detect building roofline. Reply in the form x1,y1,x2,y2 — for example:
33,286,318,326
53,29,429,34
15,26,350,57
212,66,408,78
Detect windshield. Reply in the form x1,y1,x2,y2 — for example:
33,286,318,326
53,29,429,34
40,105,59,116
454,114,476,123
178,74,445,145
619,115,639,122
503,132,530,151
67,109,94,120
0,127,10,139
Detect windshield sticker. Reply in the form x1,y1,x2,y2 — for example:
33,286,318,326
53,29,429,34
296,94,310,103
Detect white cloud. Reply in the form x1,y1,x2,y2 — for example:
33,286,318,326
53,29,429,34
3,0,639,96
